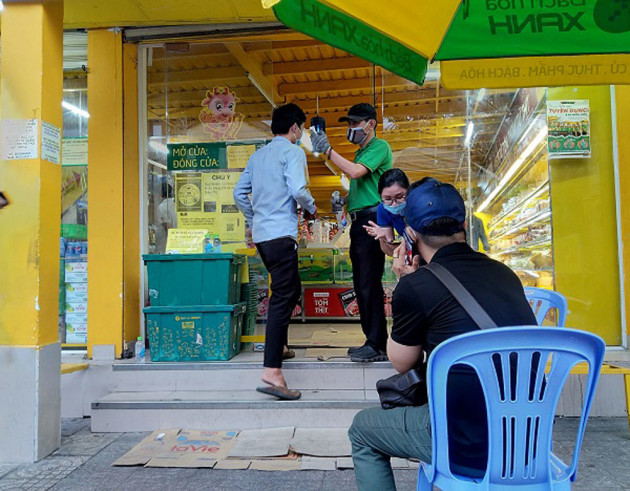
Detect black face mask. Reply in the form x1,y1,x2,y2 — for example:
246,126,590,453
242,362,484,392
346,122,369,144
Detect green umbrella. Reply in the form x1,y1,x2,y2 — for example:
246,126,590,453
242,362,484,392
266,0,630,89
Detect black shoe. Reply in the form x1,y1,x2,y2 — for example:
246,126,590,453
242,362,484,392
347,342,368,356
350,345,388,363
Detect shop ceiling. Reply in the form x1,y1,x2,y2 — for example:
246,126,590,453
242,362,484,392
143,33,519,210
55,1,523,213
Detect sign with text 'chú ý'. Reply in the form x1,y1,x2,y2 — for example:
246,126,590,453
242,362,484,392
167,142,227,171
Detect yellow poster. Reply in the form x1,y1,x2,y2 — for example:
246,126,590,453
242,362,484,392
175,173,203,213
165,229,207,254
201,171,245,242
227,144,256,169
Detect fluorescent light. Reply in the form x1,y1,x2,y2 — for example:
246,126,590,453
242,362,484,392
0,2,3,12
149,140,168,154
477,126,547,213
464,122,474,148
476,88,486,103
148,158,167,170
62,101,90,118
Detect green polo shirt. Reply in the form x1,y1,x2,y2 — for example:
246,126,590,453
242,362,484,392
348,137,393,212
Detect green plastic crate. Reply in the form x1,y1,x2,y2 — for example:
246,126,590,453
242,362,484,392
144,303,246,362
143,253,245,307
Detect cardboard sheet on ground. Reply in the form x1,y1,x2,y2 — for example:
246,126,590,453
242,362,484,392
301,457,337,471
310,328,365,348
249,459,302,471
112,429,181,466
228,427,295,458
214,459,251,470
336,457,354,469
304,348,349,361
291,428,352,457
113,429,238,468
288,326,315,346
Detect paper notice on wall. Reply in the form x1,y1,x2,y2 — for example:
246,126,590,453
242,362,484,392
227,144,256,169
177,211,216,230
175,173,203,213
2,119,38,160
42,121,61,164
547,100,591,159
172,170,244,242
62,137,88,165
165,229,208,254
202,171,245,241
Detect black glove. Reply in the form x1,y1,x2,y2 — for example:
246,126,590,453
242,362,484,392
303,208,318,221
311,131,331,155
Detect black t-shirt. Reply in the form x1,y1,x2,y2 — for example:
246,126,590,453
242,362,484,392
391,242,537,475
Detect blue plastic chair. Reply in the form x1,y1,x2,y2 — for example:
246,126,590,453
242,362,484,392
418,326,605,490
524,287,568,327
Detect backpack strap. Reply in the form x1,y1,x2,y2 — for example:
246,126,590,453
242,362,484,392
422,262,498,330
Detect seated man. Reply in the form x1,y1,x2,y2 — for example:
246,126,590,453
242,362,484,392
348,178,537,491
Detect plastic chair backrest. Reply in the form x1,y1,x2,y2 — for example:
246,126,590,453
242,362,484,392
425,326,604,488
524,287,568,327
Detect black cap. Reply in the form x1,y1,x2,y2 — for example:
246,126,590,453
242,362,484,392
338,103,378,123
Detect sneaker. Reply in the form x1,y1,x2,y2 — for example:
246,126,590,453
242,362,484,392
350,345,388,363
347,342,368,356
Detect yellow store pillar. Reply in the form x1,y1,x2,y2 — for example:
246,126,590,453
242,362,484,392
0,0,64,462
123,43,141,349
87,31,141,358
614,86,630,345
548,86,621,345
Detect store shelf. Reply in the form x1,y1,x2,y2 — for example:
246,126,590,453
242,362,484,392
490,208,551,241
492,236,552,256
488,180,549,231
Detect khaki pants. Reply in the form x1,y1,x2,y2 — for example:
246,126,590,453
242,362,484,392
348,405,432,491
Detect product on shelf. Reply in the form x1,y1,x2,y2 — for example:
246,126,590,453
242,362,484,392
484,115,554,290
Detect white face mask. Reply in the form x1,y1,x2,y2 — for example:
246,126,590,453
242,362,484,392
346,122,369,145
294,125,303,145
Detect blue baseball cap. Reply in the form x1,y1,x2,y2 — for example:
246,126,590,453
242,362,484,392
405,179,466,235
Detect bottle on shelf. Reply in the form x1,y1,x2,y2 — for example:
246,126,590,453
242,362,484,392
204,233,213,254
135,336,146,364
212,234,222,253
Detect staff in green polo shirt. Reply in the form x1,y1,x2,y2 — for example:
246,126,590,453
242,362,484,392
312,103,392,362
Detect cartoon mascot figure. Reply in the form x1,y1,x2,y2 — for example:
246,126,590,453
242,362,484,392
199,87,244,140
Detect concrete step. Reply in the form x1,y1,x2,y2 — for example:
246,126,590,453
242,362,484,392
103,360,397,392
91,389,379,432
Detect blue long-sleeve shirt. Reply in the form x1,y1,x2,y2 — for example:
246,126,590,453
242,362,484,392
233,136,316,243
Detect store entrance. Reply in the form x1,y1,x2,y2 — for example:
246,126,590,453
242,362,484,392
139,29,621,360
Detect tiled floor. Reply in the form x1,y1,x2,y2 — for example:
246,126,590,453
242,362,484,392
0,417,629,490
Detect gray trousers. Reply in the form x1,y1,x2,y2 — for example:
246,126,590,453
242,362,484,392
348,405,432,491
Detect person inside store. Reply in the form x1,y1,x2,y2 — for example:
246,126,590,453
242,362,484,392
348,178,537,491
156,181,177,254
233,102,317,401
311,103,392,363
469,213,491,253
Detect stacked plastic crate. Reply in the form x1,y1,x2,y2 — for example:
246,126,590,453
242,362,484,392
142,253,246,362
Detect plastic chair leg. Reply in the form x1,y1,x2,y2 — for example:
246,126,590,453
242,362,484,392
417,468,432,490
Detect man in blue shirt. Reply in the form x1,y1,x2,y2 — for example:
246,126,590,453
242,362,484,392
233,103,317,401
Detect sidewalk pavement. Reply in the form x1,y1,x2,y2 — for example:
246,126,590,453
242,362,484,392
0,418,628,490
